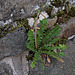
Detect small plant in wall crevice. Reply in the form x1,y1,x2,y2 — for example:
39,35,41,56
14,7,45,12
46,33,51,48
26,11,67,70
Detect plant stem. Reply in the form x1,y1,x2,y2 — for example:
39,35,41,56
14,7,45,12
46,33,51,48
35,13,39,49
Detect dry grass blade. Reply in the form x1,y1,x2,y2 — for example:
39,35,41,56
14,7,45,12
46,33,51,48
58,58,64,63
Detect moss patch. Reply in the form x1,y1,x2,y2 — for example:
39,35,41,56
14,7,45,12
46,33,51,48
0,18,30,38
0,24,17,38
31,13,37,18
68,7,75,17
16,18,30,31
57,6,75,24
50,0,66,7
26,51,34,61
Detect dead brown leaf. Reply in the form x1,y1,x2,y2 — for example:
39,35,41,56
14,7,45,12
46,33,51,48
53,49,57,53
45,63,50,67
47,55,51,63
58,58,64,63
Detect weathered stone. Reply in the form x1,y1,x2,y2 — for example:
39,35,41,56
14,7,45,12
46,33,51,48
47,16,57,28
0,63,13,75
12,51,29,75
59,17,75,38
0,0,75,21
0,27,27,60
0,0,47,20
0,50,29,75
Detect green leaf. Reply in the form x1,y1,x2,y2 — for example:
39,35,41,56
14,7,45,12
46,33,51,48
42,63,45,70
26,43,35,52
30,63,36,68
59,44,67,50
41,51,64,62
50,37,60,44
51,46,59,50
43,25,61,43
37,10,41,13
59,52,65,57
34,52,40,60
30,58,38,68
42,18,47,25
56,51,59,56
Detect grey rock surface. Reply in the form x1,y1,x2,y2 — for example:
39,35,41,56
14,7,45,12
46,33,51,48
0,63,13,75
29,38,75,75
0,0,75,21
0,50,29,75
0,0,47,20
0,27,27,60
59,17,75,38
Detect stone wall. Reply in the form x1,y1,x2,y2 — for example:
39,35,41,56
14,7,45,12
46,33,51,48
0,0,75,75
